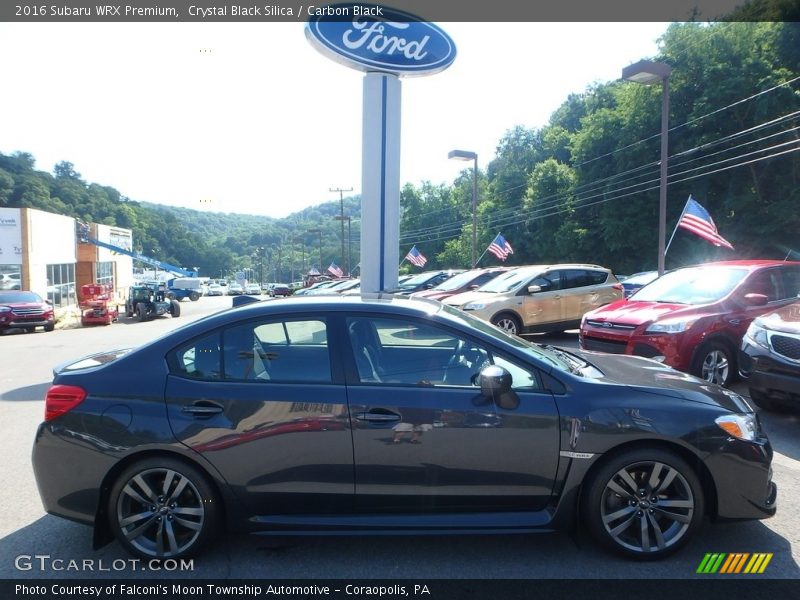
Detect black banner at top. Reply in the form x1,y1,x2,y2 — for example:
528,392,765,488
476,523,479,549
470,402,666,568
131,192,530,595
0,0,784,23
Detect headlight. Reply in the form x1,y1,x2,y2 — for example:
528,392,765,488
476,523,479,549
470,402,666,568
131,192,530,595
715,414,757,442
463,302,486,311
645,318,696,334
744,321,768,349
0,305,10,313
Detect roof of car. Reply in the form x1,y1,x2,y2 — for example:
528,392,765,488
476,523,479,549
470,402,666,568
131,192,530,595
677,260,800,269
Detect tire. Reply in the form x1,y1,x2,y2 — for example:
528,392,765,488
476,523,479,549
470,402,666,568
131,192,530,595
582,447,704,560
691,340,734,386
125,304,133,318
748,388,794,413
190,292,200,302
136,303,147,322
491,312,522,336
108,457,220,559
170,299,181,318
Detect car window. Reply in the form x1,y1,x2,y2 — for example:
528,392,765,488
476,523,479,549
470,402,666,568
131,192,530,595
173,332,222,380
779,266,800,299
492,355,541,391
741,270,780,302
531,271,562,292
346,317,490,387
223,318,331,382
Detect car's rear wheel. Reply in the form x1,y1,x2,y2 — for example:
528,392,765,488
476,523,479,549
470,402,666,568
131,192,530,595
491,312,522,336
583,448,704,560
692,341,734,386
170,299,181,317
109,457,219,560
136,303,147,322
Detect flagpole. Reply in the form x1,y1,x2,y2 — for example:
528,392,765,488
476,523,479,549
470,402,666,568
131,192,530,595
665,196,692,259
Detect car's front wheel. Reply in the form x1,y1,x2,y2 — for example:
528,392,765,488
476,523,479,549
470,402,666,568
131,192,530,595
583,448,704,559
491,312,522,336
108,457,219,559
692,340,734,386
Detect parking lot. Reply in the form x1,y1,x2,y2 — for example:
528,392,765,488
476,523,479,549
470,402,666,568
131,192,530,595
1,294,798,580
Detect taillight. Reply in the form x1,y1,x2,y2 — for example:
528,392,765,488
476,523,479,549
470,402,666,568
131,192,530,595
45,385,87,422
613,283,623,291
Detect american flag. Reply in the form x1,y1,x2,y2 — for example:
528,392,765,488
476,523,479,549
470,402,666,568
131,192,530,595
405,246,427,267
678,197,734,250
327,262,344,277
487,233,514,261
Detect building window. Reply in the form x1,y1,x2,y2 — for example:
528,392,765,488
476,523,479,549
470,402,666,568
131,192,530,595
96,261,114,287
46,263,76,307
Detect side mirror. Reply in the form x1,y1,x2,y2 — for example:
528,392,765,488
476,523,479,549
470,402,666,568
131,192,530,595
527,284,543,294
743,293,768,307
479,365,519,410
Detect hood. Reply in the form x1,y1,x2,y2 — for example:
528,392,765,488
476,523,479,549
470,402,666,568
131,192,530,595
444,290,501,308
4,301,50,310
573,349,752,413
755,301,800,334
411,289,453,301
586,299,701,326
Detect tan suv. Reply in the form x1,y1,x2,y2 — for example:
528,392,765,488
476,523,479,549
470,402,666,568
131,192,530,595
444,264,623,335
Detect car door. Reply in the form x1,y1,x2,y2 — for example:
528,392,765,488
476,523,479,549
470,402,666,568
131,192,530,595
342,314,560,513
727,266,800,338
520,269,565,328
165,315,355,515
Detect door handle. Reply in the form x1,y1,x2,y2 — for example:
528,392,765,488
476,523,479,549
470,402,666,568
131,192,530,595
182,402,224,417
728,319,741,325
355,411,401,422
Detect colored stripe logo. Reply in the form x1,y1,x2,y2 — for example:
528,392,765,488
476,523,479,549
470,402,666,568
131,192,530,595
697,553,773,574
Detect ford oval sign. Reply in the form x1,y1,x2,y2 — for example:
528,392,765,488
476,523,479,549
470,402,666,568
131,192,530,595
305,3,456,77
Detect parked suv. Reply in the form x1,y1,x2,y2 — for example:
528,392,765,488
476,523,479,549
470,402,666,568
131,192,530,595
445,264,622,335
0,290,55,333
740,300,800,412
580,260,800,386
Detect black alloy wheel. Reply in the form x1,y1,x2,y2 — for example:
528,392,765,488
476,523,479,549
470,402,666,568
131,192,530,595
109,458,219,559
583,448,704,559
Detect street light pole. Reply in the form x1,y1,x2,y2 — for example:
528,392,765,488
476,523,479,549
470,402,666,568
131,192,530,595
448,149,478,267
330,187,353,273
623,60,671,276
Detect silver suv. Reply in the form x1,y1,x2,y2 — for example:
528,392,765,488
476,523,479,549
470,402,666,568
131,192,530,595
444,264,622,335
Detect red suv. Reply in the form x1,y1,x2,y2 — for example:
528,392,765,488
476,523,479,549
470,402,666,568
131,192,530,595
0,290,56,333
579,260,800,386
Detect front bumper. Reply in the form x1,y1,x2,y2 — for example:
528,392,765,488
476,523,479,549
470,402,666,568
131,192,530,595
740,341,800,404
580,327,690,371
705,434,777,520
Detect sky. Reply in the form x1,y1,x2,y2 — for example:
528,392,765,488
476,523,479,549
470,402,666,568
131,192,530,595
0,21,670,218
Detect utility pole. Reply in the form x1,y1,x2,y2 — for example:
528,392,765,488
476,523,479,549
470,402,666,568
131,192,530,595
330,187,353,275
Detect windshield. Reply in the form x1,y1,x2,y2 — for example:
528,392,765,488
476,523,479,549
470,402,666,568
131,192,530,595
631,266,748,304
624,271,660,286
478,266,543,294
0,291,43,303
399,272,440,287
434,270,486,291
437,302,573,373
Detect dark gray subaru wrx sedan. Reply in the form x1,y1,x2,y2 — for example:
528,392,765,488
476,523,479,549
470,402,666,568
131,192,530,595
32,295,776,560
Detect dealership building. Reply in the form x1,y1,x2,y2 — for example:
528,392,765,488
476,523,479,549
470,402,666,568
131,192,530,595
0,207,134,307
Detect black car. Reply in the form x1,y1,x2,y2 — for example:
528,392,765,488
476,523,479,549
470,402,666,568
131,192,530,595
740,300,800,412
33,296,776,561
393,270,463,295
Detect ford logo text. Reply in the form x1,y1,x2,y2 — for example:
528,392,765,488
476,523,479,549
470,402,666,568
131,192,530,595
305,3,456,77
